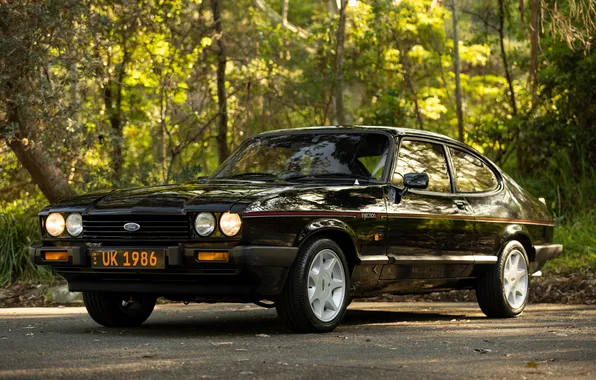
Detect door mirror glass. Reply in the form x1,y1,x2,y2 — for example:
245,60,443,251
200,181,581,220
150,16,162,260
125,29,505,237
404,172,429,189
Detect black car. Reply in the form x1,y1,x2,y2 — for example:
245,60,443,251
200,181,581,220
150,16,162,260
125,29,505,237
30,126,562,332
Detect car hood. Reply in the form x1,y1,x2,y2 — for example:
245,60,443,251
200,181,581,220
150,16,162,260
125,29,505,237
45,181,296,214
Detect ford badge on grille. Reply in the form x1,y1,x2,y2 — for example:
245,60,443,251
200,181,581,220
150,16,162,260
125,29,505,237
123,222,141,232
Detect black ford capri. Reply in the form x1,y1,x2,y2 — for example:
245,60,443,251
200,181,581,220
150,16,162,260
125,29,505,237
30,126,562,332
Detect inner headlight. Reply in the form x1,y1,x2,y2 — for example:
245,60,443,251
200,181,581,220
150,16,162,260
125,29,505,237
66,213,83,236
195,212,216,236
220,212,241,237
46,213,65,237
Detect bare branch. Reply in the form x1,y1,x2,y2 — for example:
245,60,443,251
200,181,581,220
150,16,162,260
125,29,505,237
252,0,310,39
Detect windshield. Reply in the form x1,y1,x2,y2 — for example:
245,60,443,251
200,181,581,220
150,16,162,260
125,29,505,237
212,132,391,182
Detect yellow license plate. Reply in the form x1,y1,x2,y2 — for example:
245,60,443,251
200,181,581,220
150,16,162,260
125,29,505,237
90,250,166,269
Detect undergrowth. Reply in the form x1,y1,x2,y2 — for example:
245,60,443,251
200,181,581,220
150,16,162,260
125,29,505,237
0,213,54,287
546,212,596,273
516,151,595,274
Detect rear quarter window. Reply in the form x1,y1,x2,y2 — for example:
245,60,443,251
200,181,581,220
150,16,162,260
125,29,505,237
449,147,498,193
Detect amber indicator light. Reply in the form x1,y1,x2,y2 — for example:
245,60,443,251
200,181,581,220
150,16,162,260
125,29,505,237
43,251,69,261
197,251,229,262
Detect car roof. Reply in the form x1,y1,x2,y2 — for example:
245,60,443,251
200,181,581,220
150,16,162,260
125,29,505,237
256,125,468,149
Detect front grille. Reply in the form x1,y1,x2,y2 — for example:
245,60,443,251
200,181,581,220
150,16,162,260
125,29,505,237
83,214,191,240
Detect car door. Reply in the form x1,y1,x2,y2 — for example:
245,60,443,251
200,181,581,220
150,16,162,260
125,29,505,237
446,146,506,257
382,138,475,280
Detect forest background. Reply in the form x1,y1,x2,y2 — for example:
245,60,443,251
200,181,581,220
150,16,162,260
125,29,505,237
0,0,594,288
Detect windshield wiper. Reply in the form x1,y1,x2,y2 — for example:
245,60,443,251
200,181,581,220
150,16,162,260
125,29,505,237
282,173,372,182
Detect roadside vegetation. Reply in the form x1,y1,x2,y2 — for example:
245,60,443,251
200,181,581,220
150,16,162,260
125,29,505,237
0,212,51,287
1,0,594,287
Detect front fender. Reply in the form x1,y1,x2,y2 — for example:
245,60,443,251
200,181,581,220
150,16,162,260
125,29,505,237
295,218,360,254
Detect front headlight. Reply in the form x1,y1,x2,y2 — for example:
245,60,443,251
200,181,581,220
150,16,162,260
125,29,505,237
46,213,65,237
66,213,83,236
195,212,216,236
220,212,241,236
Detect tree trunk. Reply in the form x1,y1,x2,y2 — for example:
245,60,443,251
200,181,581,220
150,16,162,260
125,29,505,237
7,140,75,203
333,0,347,126
498,0,521,171
211,0,230,165
395,37,424,130
529,0,539,104
111,119,123,181
282,0,289,25
160,85,168,183
103,47,129,183
498,0,518,117
452,0,465,142
328,0,339,14
4,102,74,203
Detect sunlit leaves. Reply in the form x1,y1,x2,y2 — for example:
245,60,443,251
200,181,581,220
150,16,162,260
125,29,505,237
2,0,593,220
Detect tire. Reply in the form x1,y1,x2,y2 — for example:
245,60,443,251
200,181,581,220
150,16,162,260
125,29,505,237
476,240,530,318
83,292,157,327
276,238,350,333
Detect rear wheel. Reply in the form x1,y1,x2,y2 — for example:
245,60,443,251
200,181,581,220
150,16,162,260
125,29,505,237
276,238,350,333
476,241,530,318
83,292,157,327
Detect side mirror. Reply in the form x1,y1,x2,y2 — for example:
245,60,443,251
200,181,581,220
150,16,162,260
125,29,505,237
403,172,429,189
390,172,429,204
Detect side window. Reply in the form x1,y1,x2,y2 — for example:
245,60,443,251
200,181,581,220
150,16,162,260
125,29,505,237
449,148,498,193
393,140,451,193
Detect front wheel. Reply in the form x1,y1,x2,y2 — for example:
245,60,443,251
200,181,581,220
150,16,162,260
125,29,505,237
276,238,350,333
476,240,530,318
83,292,157,327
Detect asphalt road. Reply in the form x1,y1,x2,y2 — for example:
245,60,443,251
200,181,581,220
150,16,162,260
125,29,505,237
0,302,594,379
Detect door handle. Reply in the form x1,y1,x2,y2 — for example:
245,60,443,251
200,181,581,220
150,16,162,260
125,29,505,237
454,200,468,210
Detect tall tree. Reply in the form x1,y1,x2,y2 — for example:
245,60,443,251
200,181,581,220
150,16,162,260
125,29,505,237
497,0,521,171
497,0,518,117
4,105,75,203
211,0,230,165
282,0,289,25
452,0,464,142
0,0,77,202
529,0,539,104
333,0,347,125
103,44,130,183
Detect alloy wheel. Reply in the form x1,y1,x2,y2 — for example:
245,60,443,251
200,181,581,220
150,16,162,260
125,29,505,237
502,250,529,309
307,248,346,322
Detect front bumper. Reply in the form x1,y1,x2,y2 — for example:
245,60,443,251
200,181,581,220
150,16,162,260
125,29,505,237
29,245,298,298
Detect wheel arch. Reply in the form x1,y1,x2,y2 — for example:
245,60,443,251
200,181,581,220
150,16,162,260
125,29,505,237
498,224,535,262
295,219,360,273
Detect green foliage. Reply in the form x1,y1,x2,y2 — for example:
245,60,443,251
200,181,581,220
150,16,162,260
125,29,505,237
0,213,53,287
546,212,596,272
